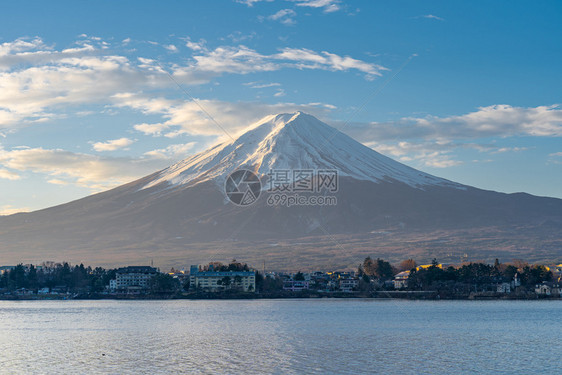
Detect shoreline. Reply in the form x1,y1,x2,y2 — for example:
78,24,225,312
1,291,559,301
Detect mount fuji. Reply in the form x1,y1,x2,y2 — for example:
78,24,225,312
1,112,561,269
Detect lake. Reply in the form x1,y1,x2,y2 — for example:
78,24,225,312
1,299,560,374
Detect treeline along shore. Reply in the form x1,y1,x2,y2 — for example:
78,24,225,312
1,257,560,300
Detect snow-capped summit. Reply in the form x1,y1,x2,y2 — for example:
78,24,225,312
143,111,461,190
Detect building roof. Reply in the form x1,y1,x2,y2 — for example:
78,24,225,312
116,266,158,274
192,270,255,277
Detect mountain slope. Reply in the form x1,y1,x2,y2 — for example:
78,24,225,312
0,112,561,269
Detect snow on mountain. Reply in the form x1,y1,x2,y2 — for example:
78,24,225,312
143,112,462,190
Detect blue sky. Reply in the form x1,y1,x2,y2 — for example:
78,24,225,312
0,0,561,214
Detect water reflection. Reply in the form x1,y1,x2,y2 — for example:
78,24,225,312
0,300,560,374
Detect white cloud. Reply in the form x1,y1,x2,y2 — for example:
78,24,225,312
273,48,386,78
133,122,170,136
164,44,178,52
92,137,135,152
418,14,444,21
366,141,463,169
0,147,169,191
47,178,70,185
268,9,297,25
118,94,336,138
343,105,562,144
235,0,273,6
244,81,281,89
0,40,168,129
0,168,20,180
0,205,30,215
292,0,341,12
184,38,206,51
178,44,385,79
0,36,382,131
492,147,528,154
549,152,562,164
144,142,197,159
226,31,257,43
343,105,562,169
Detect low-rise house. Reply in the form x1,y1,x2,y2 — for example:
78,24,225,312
393,271,410,289
535,282,562,296
15,288,34,296
339,278,358,292
283,280,310,292
496,282,511,293
535,282,552,295
189,265,255,292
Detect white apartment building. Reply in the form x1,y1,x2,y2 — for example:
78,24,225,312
189,265,256,292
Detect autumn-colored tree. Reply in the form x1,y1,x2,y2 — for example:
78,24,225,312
399,259,417,272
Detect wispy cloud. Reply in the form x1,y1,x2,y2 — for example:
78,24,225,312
415,14,444,21
343,105,562,144
292,0,341,13
268,9,297,25
366,141,464,168
0,147,169,191
244,81,281,89
144,142,197,159
0,205,30,215
92,137,135,152
116,94,336,138
549,152,562,164
235,0,273,6
0,36,384,131
0,168,21,180
492,147,528,154
164,44,178,52
342,104,562,168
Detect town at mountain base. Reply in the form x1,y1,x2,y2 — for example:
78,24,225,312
1,258,561,301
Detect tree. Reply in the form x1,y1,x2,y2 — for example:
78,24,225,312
221,276,232,288
182,279,191,292
150,274,179,294
294,272,305,281
399,259,417,272
362,257,394,280
233,275,243,290
11,264,27,289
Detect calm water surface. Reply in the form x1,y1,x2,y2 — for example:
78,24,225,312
0,299,560,374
